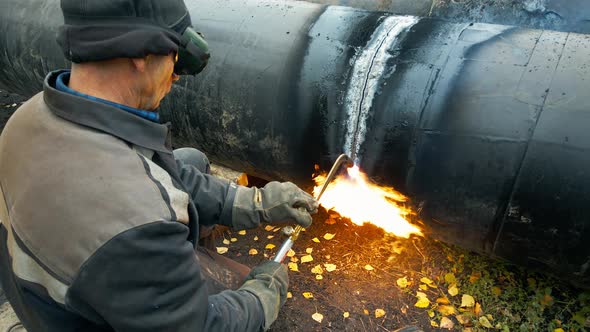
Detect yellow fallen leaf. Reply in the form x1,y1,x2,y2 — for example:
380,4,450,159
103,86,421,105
323,233,335,240
479,316,493,328
301,255,314,263
554,329,565,332
287,249,296,257
455,315,469,325
420,277,434,285
273,227,281,232
419,284,428,290
266,235,274,239
311,265,323,274
416,291,428,299
288,262,299,272
230,238,238,242
248,248,258,255
444,273,456,285
527,277,537,288
316,275,323,280
312,312,323,323
216,247,228,254
540,293,554,307
238,230,246,235
486,314,493,321
236,173,248,186
428,310,435,318
396,277,408,288
440,317,454,330
364,264,374,271
415,297,430,308
312,237,320,243
436,297,450,305
461,294,475,308
287,292,292,299
343,312,350,318
290,256,299,263
420,277,437,288
474,302,482,317
222,238,230,245
265,243,276,250
492,286,502,296
375,309,385,318
437,305,456,316
448,284,459,297
253,236,259,241
430,320,439,327
325,255,331,259
264,225,274,231
302,292,314,299
306,247,313,254
324,263,337,272
363,309,369,315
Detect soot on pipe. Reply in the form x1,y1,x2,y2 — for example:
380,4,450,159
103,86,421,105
0,0,589,286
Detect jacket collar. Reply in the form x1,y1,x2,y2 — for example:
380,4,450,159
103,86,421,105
43,70,172,154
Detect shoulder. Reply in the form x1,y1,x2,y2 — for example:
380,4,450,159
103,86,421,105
0,94,187,285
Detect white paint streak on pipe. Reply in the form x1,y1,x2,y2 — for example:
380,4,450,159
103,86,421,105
343,15,419,163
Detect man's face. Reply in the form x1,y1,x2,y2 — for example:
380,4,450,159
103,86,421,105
139,53,180,110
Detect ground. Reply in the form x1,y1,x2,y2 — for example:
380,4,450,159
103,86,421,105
0,92,589,331
214,204,590,332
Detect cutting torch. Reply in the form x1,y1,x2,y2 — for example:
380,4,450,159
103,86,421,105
272,154,353,263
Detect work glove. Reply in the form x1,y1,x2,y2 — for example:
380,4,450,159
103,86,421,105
239,261,289,330
231,181,319,230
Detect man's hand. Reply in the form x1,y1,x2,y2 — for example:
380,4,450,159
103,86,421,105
257,181,319,227
239,261,288,330
231,181,319,230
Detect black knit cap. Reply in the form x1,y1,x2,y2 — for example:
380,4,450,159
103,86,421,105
57,0,192,63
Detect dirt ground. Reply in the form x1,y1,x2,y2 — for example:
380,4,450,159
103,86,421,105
214,201,589,332
216,206,435,331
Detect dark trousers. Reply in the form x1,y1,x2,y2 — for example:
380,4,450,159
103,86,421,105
173,148,250,294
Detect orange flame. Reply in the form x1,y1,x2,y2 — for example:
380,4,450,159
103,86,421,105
313,165,422,238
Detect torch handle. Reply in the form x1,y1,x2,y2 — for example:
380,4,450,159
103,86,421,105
272,238,294,263
272,154,351,263
273,224,302,263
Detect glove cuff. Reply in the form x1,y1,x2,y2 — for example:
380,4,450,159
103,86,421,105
231,186,263,230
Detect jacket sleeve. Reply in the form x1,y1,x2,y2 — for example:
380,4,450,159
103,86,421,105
176,159,238,227
65,220,265,332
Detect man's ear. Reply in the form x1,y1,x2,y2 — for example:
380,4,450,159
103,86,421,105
131,57,147,73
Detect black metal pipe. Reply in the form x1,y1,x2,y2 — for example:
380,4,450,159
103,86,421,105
299,0,590,33
1,0,589,286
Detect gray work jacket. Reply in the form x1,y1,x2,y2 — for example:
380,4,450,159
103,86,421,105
0,70,265,331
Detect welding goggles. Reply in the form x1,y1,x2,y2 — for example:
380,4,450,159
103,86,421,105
174,26,210,75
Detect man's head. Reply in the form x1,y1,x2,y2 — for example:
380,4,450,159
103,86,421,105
57,0,210,110
67,51,179,111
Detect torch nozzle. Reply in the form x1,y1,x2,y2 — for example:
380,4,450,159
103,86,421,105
345,158,354,169
316,154,353,201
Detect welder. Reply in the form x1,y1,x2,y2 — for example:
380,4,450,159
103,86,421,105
0,0,318,331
